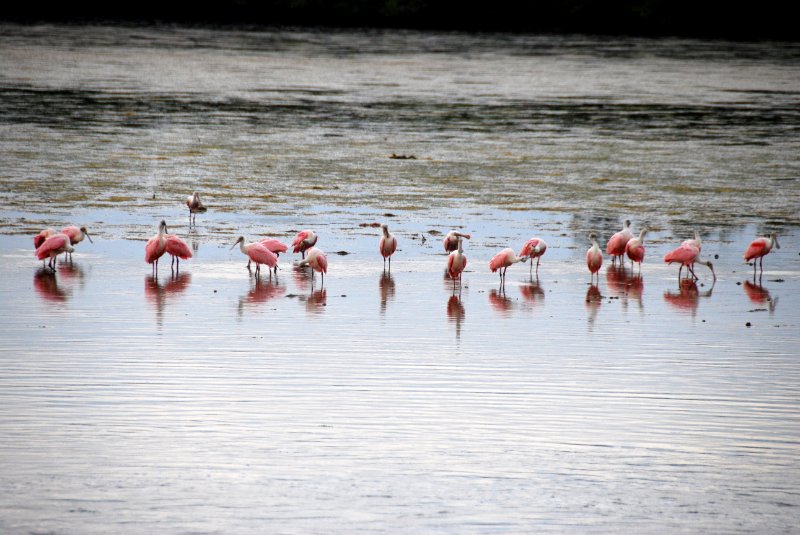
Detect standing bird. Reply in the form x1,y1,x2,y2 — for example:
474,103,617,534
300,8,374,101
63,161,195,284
145,220,169,275
489,247,527,286
298,247,328,287
186,192,207,227
447,237,467,291
165,231,192,271
606,219,633,265
292,230,318,259
663,242,716,281
443,231,471,253
231,236,278,277
250,238,288,272
586,232,603,283
624,228,647,274
35,233,73,271
743,233,779,277
60,225,93,261
379,224,398,272
519,237,547,275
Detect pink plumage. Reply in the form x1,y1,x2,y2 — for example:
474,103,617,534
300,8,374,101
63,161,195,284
165,234,192,260
443,231,471,252
664,243,699,266
60,225,92,246
743,237,772,261
36,234,72,261
258,238,288,254
448,250,467,280
586,247,602,274
379,235,397,258
292,230,317,255
304,247,327,274
606,220,632,259
145,236,166,264
34,228,56,249
248,243,278,268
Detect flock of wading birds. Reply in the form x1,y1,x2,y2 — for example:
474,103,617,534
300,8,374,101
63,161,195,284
32,192,781,290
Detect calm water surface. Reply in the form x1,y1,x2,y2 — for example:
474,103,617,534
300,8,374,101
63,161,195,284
0,23,799,533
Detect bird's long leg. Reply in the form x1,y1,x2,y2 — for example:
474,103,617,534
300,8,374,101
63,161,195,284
388,257,391,273
759,256,764,275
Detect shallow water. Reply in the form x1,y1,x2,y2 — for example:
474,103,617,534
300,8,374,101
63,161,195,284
1,23,800,533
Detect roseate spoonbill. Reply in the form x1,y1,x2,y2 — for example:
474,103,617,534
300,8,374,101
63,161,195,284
292,230,317,259
34,228,56,249
682,230,702,251
743,233,779,276
519,237,547,275
379,224,397,271
145,220,169,275
248,238,288,272
447,237,467,290
489,247,527,286
606,219,633,265
298,247,328,286
60,225,93,261
625,228,647,274
186,192,207,226
35,233,73,271
663,242,715,281
231,236,278,277
443,231,471,253
586,232,603,283
165,232,192,271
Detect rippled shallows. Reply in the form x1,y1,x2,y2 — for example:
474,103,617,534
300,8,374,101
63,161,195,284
1,23,800,534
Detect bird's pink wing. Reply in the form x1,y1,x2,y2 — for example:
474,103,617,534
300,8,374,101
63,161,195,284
36,234,69,259
145,236,165,263
663,243,698,265
60,226,80,242
259,239,288,253
292,231,309,252
743,238,768,261
314,251,328,274
606,232,629,255
249,244,278,267
165,235,193,259
488,250,508,272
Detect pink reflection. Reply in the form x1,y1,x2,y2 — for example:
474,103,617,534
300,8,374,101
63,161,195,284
447,294,465,339
520,277,544,305
743,280,777,313
33,268,69,302
489,288,513,315
379,271,396,314
663,278,714,317
585,283,601,330
306,288,327,314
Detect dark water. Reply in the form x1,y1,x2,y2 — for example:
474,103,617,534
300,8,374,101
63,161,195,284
1,23,799,534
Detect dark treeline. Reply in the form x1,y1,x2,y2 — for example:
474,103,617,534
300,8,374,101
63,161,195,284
3,0,796,40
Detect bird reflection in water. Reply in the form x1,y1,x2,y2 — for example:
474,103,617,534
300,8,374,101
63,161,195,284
743,279,778,314
238,277,285,317
663,278,714,317
292,264,312,293
605,264,644,312
145,272,192,325
488,288,513,315
520,276,544,306
379,271,395,314
447,294,465,340
305,288,327,315
55,261,87,289
585,283,602,330
33,268,70,302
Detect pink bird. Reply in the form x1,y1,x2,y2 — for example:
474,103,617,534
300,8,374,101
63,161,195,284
663,242,715,281
248,238,288,272
165,232,192,271
606,219,633,265
35,233,73,271
298,246,328,286
186,192,207,226
443,231,471,253
682,229,702,251
292,230,318,258
624,228,647,274
447,237,467,290
519,237,547,275
60,225,93,261
145,220,169,275
34,228,56,249
489,247,527,286
586,232,603,283
379,224,398,271
743,233,779,277
232,236,278,277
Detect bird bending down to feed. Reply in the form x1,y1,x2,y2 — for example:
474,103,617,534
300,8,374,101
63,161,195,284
60,225,93,261
292,230,318,259
379,224,397,271
186,192,207,226
35,233,73,271
447,237,467,291
443,231,471,253
489,247,527,286
145,220,169,275
586,233,603,283
519,237,547,275
297,247,328,287
232,236,278,277
743,233,779,277
606,219,633,265
663,242,715,281
165,231,192,271
625,229,647,274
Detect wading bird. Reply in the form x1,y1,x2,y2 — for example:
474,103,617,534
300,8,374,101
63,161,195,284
165,231,192,271
743,233,779,277
606,219,633,265
519,237,547,275
231,236,278,277
249,238,288,272
489,247,527,286
292,230,318,259
624,228,647,274
443,231,471,253
60,225,93,261
379,224,397,271
145,220,169,275
297,247,328,286
35,233,73,271
663,242,715,281
586,233,603,283
447,237,467,291
186,192,207,227
34,228,56,249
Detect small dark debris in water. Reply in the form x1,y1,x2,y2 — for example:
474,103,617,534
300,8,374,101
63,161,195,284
714,254,719,259
427,229,442,236
749,308,767,312
746,322,752,327
389,153,416,160
341,295,346,297
334,251,349,255
736,281,742,285
383,213,396,217
213,289,217,293
359,222,382,228
286,294,299,298
770,278,785,283
702,320,706,322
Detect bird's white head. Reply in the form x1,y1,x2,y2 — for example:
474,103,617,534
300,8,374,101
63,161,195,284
80,226,93,243
230,236,245,250
771,233,780,249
